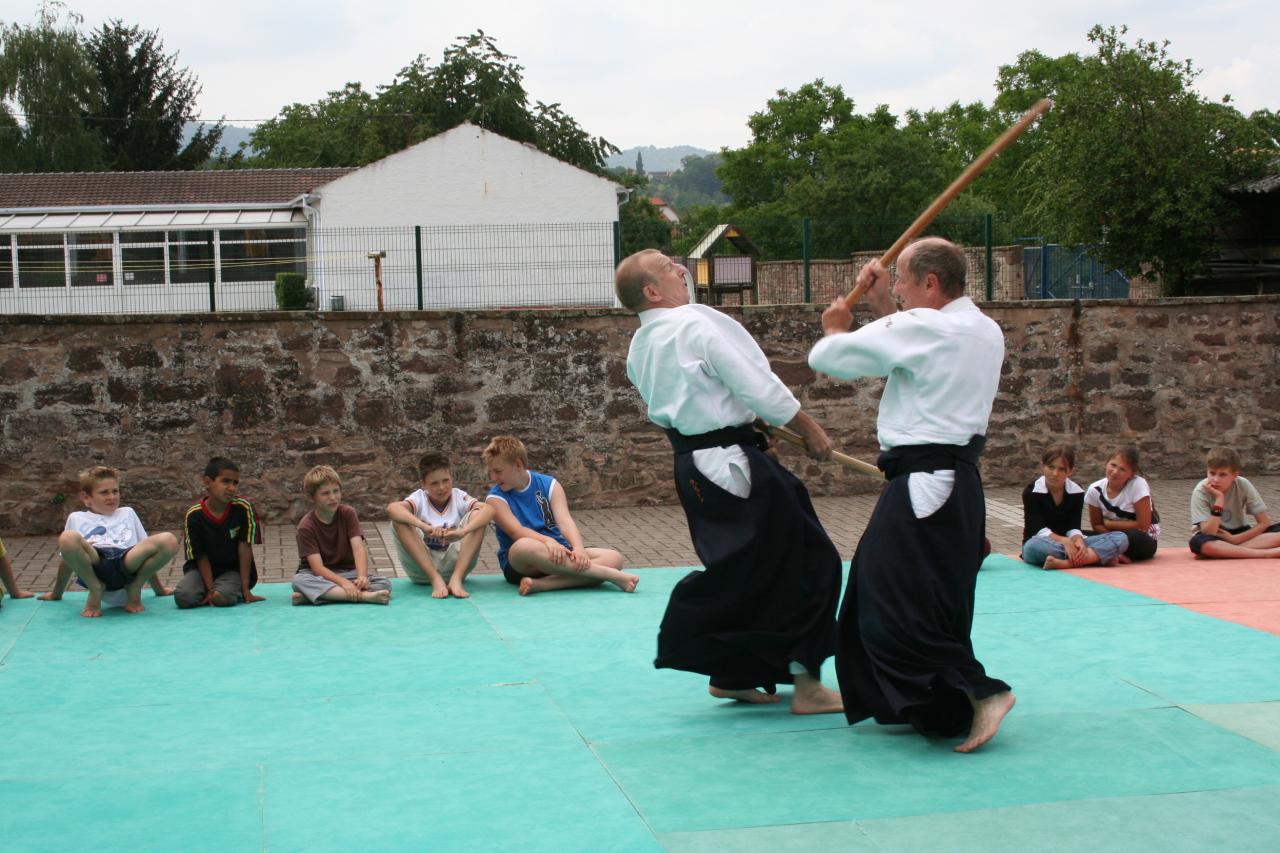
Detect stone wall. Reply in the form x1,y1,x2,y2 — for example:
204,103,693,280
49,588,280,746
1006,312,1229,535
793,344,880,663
755,249,1161,304
2,296,1278,533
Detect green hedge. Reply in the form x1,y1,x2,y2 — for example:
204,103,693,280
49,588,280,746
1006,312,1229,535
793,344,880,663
274,272,310,310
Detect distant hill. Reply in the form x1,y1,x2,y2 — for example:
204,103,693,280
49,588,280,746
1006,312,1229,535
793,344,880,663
606,145,713,173
183,122,256,156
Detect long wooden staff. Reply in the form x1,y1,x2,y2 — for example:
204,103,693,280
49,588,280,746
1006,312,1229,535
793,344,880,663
844,98,1053,309
759,421,881,478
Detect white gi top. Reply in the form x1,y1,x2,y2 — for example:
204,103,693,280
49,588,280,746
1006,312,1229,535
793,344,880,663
808,297,1004,516
627,304,801,497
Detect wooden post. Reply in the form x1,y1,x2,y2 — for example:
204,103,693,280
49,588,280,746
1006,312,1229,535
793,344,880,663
367,250,386,311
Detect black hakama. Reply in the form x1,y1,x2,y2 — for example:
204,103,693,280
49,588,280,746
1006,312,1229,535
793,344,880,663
835,440,1010,736
655,427,842,689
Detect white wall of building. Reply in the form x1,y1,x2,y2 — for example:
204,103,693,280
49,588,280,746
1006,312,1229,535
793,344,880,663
310,124,621,309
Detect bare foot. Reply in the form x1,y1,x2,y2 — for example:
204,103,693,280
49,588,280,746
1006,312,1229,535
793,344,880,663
612,573,640,593
708,684,782,704
955,690,1016,753
153,585,175,597
125,598,146,613
210,590,231,607
519,577,537,596
791,673,844,715
446,581,470,599
38,592,60,601
10,590,34,599
292,592,306,605
431,582,449,599
1042,555,1072,570
1117,554,1132,564
363,589,391,605
81,604,102,618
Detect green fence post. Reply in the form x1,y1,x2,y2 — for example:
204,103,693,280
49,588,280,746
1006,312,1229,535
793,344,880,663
984,213,994,301
802,217,811,303
206,234,216,312
414,225,424,310
613,221,622,269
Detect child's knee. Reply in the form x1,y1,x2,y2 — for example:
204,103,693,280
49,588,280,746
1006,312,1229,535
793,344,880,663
56,530,82,552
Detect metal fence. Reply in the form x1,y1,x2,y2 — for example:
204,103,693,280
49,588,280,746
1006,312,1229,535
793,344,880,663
623,213,1145,304
0,213,1149,317
0,222,620,316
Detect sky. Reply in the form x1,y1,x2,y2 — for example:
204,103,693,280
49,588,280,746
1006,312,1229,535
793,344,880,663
3,0,1275,151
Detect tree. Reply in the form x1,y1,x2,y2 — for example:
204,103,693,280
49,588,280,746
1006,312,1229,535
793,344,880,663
85,20,223,170
1020,26,1268,292
249,30,617,173
0,1,101,171
634,149,644,176
248,82,388,167
716,82,963,258
613,170,672,255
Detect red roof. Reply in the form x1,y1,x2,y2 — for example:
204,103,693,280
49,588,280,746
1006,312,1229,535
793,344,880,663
0,168,358,209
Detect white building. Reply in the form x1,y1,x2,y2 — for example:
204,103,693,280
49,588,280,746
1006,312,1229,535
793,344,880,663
0,124,623,315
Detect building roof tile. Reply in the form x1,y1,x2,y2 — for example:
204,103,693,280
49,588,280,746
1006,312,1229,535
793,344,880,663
0,168,358,209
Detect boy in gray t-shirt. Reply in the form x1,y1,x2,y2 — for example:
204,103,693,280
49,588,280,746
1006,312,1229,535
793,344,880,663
1189,447,1280,559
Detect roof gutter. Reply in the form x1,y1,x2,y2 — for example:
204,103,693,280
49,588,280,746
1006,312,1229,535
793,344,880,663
0,200,302,215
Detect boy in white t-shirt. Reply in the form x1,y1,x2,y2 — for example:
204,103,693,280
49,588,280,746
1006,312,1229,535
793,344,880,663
41,466,179,617
386,452,494,599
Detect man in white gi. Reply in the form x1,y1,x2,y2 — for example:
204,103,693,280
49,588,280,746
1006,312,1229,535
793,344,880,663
616,249,843,714
809,237,1015,752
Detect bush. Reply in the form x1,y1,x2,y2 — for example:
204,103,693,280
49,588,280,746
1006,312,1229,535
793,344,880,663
274,272,309,309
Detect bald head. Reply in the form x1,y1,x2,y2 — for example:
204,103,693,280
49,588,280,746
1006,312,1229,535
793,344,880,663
615,249,662,311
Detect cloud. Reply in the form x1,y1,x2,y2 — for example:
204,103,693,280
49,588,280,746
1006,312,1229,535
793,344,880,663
56,0,1279,148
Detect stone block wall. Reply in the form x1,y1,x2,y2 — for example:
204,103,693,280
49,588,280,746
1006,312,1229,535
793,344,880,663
1,296,1277,534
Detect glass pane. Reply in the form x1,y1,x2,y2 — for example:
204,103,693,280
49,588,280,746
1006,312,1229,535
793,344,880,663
70,246,114,287
122,245,165,285
17,233,63,247
169,238,214,284
0,243,13,288
120,231,166,245
67,231,112,248
169,229,214,245
220,237,306,282
16,247,65,287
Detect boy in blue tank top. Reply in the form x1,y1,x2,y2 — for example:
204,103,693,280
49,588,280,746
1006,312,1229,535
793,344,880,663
483,435,637,596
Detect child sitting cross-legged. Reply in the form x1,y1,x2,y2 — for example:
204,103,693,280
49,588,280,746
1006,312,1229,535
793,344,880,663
292,465,391,605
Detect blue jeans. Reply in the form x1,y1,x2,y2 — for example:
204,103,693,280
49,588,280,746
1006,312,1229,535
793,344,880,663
1021,531,1129,566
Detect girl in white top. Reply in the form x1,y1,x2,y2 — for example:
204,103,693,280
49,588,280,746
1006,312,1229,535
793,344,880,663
1084,446,1160,561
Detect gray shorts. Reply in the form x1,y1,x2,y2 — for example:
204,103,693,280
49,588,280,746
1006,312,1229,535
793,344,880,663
174,570,245,608
394,512,482,584
292,568,391,604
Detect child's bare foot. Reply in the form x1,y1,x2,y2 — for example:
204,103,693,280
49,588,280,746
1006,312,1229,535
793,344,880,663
210,590,231,607
10,590,33,599
791,673,844,715
612,573,640,593
1117,554,1132,564
446,581,470,599
292,592,306,605
519,577,537,596
709,684,782,704
38,592,61,601
153,585,174,597
363,589,391,605
1042,555,1072,570
81,603,102,618
955,690,1016,753
431,581,449,599
125,595,146,613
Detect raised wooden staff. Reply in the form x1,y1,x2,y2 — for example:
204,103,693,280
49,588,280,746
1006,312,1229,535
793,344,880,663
844,97,1053,309
757,420,881,477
